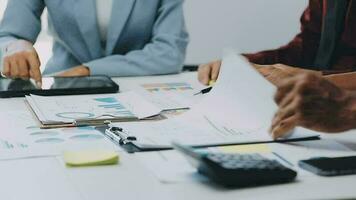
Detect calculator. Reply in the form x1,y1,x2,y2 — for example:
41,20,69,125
172,142,297,187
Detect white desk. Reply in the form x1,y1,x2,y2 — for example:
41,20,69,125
0,72,356,200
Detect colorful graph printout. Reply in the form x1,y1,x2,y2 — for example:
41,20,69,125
142,83,194,93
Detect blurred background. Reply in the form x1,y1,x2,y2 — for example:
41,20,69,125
0,0,308,67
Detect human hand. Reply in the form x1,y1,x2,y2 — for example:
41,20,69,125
56,65,90,77
270,73,356,139
2,40,42,87
257,64,321,87
198,60,222,85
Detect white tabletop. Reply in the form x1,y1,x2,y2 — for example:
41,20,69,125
0,72,356,200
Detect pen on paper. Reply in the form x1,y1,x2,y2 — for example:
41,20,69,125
194,87,212,96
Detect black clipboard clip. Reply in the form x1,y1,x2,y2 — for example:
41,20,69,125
96,122,171,153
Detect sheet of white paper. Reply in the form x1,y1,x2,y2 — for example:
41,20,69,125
114,91,162,119
26,91,161,124
0,111,119,161
195,52,277,130
194,53,319,139
133,150,208,184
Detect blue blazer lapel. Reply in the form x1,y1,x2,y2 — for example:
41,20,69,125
106,0,136,55
74,0,102,59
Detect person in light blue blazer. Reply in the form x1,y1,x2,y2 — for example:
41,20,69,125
0,0,189,86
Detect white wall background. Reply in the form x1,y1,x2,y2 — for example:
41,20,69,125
0,0,308,66
183,0,308,64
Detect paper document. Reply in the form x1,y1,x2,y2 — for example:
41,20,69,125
26,91,162,127
134,150,207,184
114,53,319,148
0,111,118,161
136,82,200,111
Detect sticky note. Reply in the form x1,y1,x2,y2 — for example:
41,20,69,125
63,150,119,167
219,144,271,154
208,80,216,86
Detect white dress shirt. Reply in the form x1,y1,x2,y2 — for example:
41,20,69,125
96,0,113,47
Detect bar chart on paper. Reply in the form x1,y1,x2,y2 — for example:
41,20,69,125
137,82,197,111
141,82,194,93
94,97,135,117
26,94,138,124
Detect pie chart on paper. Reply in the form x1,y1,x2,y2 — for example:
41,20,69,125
55,112,95,120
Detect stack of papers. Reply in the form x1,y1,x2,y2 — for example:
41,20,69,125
113,53,320,148
26,91,162,128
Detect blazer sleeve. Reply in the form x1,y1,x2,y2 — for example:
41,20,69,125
244,0,323,69
84,0,189,77
0,0,45,67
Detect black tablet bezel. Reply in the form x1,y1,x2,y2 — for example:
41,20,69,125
0,75,119,98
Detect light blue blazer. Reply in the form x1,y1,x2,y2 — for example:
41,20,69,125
0,0,189,76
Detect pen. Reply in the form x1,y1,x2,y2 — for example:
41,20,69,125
194,87,213,96
194,79,216,95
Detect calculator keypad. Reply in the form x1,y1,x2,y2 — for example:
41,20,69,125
207,153,287,170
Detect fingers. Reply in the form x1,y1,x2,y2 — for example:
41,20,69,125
198,60,221,85
1,40,41,84
274,75,303,105
27,52,42,86
270,115,298,140
198,64,211,85
270,98,300,140
271,78,302,139
18,58,30,79
10,58,19,78
210,61,221,81
270,72,323,139
274,82,294,105
271,97,299,129
275,81,300,107
2,51,41,86
2,57,11,77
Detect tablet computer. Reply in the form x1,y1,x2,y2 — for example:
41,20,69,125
0,76,119,98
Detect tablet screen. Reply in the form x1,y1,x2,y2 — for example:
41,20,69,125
0,76,119,97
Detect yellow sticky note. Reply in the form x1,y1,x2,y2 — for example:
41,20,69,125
63,150,119,167
208,80,216,86
219,144,271,154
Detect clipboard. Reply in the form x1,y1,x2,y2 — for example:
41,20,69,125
25,92,166,129
95,125,320,153
27,102,164,129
